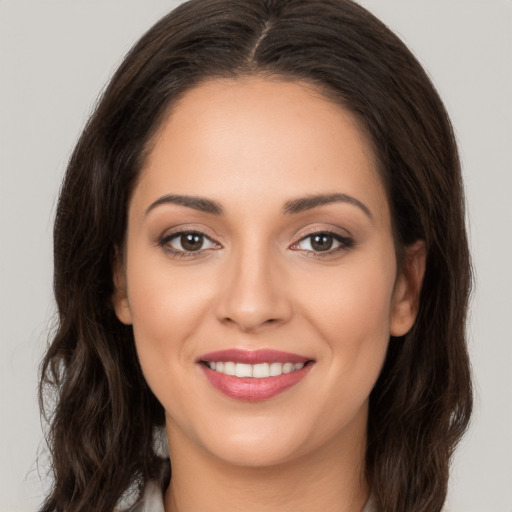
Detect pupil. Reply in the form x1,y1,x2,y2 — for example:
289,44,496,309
181,233,203,251
311,234,333,251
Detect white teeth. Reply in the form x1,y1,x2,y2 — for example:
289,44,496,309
206,361,306,378
269,362,282,376
252,363,270,378
224,361,236,376
283,362,294,374
235,363,252,378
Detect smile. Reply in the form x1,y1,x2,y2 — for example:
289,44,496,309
198,349,314,401
204,361,305,378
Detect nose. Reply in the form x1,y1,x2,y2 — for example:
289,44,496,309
215,246,293,333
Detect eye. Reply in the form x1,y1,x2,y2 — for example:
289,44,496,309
291,232,353,254
160,231,219,254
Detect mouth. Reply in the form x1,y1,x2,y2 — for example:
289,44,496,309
197,349,315,401
202,360,307,378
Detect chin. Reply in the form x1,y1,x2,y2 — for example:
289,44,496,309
206,434,311,468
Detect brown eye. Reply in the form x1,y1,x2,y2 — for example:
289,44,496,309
180,233,204,251
162,231,218,254
310,234,334,251
291,231,354,254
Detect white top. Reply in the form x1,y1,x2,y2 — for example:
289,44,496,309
127,480,376,511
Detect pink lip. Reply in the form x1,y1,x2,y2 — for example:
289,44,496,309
198,349,310,364
198,349,314,401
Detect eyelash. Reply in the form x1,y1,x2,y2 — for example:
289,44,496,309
290,231,354,257
158,230,220,258
158,229,354,258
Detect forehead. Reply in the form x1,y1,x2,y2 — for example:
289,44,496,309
134,77,390,227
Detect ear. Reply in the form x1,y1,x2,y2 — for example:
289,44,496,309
112,249,133,325
389,240,426,337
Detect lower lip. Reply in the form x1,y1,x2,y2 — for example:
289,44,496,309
200,364,312,401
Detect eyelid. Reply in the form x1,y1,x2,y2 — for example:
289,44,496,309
156,223,222,245
291,224,354,244
155,224,354,258
158,228,222,257
289,227,355,256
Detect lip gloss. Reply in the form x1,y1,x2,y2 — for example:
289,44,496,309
198,349,313,401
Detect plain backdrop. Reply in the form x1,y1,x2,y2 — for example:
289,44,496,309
1,1,511,511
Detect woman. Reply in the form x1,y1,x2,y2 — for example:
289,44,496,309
39,0,472,511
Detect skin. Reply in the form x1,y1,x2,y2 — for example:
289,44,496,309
113,77,425,512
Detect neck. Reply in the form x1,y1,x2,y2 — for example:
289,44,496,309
164,418,369,512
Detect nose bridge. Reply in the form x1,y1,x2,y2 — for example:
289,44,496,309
216,236,291,332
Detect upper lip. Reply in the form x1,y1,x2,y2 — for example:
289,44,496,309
198,349,312,365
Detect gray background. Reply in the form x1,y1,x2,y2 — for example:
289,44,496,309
1,1,511,510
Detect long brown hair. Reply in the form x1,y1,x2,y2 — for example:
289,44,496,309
39,1,472,511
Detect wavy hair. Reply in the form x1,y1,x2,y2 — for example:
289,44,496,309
39,1,472,511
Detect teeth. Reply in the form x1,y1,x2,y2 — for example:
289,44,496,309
206,361,305,378
253,363,270,378
224,362,236,376
235,363,252,378
283,362,294,374
269,362,283,376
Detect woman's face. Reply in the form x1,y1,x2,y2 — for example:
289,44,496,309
114,77,421,467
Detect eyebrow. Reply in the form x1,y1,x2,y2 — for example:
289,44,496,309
145,192,372,219
283,193,373,219
145,194,224,216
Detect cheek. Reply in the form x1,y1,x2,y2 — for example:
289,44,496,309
128,247,214,325
301,256,396,348
125,251,216,380
296,250,396,409
125,263,219,430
